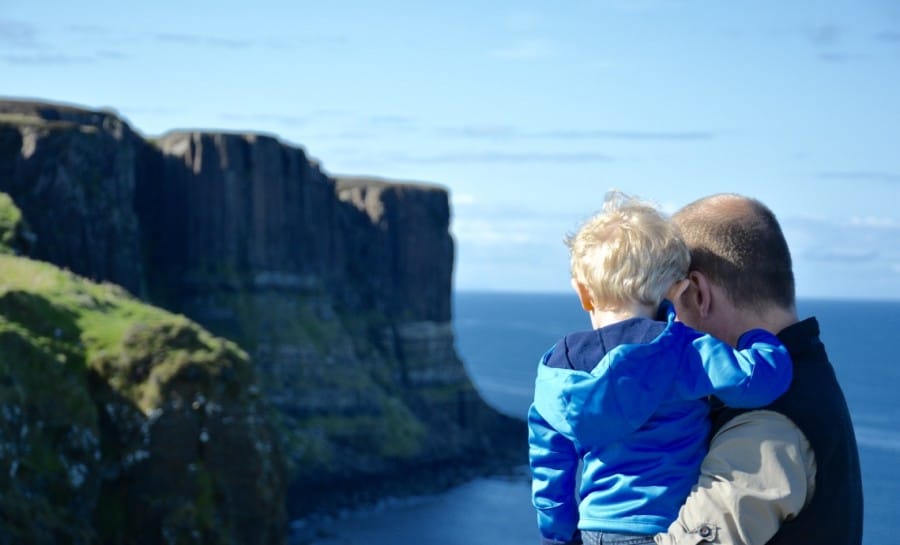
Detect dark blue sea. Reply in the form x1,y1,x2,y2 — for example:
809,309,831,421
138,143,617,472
299,293,900,544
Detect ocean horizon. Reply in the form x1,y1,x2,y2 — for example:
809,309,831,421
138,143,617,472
293,292,899,544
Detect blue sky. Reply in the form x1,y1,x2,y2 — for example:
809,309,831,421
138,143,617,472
2,0,899,300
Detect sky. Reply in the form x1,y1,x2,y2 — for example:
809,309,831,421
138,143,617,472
2,0,899,300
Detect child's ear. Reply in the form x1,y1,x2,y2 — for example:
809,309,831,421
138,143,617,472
571,278,594,312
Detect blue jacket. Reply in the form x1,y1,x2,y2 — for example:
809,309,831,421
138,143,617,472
528,302,793,544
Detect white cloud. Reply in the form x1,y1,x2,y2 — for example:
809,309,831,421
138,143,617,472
785,215,900,267
848,216,898,229
784,214,900,299
451,193,478,206
453,219,535,246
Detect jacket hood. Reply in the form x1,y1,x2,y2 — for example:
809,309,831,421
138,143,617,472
531,303,679,445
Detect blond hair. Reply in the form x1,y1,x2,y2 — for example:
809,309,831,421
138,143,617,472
566,191,690,310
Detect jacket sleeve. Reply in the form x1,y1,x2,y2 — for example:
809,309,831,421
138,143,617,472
671,326,793,408
653,410,816,545
528,403,581,545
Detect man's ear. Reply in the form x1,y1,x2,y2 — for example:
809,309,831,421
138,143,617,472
571,278,594,312
688,270,713,319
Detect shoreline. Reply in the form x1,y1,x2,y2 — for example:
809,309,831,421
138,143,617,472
289,463,532,544
285,408,528,523
287,456,529,545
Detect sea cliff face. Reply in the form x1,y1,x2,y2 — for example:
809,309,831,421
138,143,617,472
0,100,523,541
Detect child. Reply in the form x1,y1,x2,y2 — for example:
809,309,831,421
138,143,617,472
528,191,793,545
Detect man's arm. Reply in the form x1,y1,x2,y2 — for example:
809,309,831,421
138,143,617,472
655,410,816,545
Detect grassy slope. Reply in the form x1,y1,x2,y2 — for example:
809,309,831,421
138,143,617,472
0,229,278,543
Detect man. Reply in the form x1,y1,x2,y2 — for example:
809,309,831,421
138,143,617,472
655,194,863,545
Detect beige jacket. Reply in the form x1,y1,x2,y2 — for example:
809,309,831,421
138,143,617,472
654,410,817,545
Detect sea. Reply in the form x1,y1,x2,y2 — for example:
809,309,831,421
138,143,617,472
294,292,900,545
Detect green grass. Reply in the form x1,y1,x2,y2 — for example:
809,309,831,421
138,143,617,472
0,254,251,413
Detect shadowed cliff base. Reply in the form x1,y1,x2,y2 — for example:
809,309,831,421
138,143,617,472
0,98,526,542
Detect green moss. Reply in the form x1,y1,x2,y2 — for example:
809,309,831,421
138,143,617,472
299,393,425,462
0,192,23,253
260,297,343,353
376,397,427,458
0,316,99,544
93,317,251,413
418,381,478,402
194,464,217,526
289,428,334,471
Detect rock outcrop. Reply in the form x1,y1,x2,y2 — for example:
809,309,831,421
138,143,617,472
0,100,524,541
0,102,145,294
0,196,284,544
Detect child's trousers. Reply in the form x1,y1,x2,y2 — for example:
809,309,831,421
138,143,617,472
580,531,655,545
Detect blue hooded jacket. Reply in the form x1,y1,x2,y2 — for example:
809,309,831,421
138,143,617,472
528,302,793,544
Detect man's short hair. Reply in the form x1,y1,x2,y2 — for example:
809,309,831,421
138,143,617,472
673,194,795,311
566,191,689,309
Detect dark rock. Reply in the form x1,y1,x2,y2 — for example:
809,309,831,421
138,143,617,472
335,176,454,322
0,101,145,295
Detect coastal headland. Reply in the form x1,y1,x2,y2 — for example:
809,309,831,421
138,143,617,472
0,99,525,544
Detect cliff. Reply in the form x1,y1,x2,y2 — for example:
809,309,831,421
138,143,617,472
0,198,284,544
0,102,145,294
0,100,524,541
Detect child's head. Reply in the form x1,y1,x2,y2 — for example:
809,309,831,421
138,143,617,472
566,190,690,312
